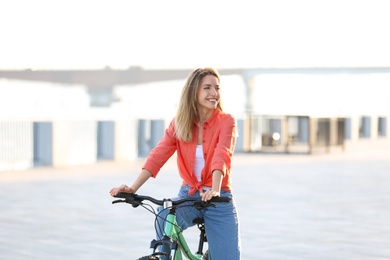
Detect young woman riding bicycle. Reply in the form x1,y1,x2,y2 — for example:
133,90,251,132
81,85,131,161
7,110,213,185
110,67,241,260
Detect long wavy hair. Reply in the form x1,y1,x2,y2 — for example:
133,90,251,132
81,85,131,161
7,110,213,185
174,67,224,142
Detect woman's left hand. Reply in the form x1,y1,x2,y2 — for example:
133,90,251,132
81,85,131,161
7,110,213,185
200,189,220,201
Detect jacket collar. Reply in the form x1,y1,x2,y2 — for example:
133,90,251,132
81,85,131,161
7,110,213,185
193,109,220,128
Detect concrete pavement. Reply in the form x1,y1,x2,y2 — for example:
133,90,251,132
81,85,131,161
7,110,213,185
1,140,390,260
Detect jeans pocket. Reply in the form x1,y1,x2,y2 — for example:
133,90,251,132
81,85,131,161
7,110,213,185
177,185,190,197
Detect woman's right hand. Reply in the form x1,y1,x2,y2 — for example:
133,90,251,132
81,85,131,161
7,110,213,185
109,184,135,197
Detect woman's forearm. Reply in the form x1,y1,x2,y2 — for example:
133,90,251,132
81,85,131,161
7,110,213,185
130,169,152,192
212,170,223,193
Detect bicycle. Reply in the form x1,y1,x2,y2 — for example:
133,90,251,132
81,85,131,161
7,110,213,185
112,192,232,260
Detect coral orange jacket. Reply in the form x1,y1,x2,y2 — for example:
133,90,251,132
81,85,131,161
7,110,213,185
142,110,237,195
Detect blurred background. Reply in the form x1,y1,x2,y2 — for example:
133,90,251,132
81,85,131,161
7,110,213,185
1,1,390,259
1,0,389,170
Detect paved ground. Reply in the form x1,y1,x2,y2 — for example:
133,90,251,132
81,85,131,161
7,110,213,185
1,140,390,260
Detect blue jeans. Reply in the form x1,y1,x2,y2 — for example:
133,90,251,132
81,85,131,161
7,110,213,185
156,185,241,260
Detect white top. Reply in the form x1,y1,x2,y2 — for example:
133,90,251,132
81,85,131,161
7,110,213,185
194,145,205,182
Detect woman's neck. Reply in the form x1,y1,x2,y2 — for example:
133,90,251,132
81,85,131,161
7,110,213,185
197,109,214,124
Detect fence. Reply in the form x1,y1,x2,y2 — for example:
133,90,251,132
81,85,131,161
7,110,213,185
245,115,389,154
0,115,388,171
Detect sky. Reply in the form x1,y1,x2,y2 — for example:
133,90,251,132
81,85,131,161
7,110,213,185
1,0,390,70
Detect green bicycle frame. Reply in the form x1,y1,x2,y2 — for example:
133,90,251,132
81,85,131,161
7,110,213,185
164,213,204,260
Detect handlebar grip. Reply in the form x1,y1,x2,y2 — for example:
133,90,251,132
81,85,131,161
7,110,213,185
209,196,232,203
114,192,135,199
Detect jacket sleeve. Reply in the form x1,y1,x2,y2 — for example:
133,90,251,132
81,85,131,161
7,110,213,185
142,119,177,178
211,114,237,176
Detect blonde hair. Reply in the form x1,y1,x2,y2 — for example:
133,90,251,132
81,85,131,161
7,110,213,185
174,67,224,142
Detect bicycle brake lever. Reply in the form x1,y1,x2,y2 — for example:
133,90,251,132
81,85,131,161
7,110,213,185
112,199,125,204
194,201,216,210
112,198,141,208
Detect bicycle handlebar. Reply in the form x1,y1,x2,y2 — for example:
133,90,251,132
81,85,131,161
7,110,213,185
112,192,231,208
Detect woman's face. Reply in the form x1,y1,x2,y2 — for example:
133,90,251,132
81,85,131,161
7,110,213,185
196,75,220,112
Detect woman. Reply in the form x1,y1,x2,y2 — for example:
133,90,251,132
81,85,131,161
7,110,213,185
110,67,241,259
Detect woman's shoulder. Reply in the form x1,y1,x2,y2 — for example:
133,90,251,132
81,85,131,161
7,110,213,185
214,110,236,125
216,110,235,120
